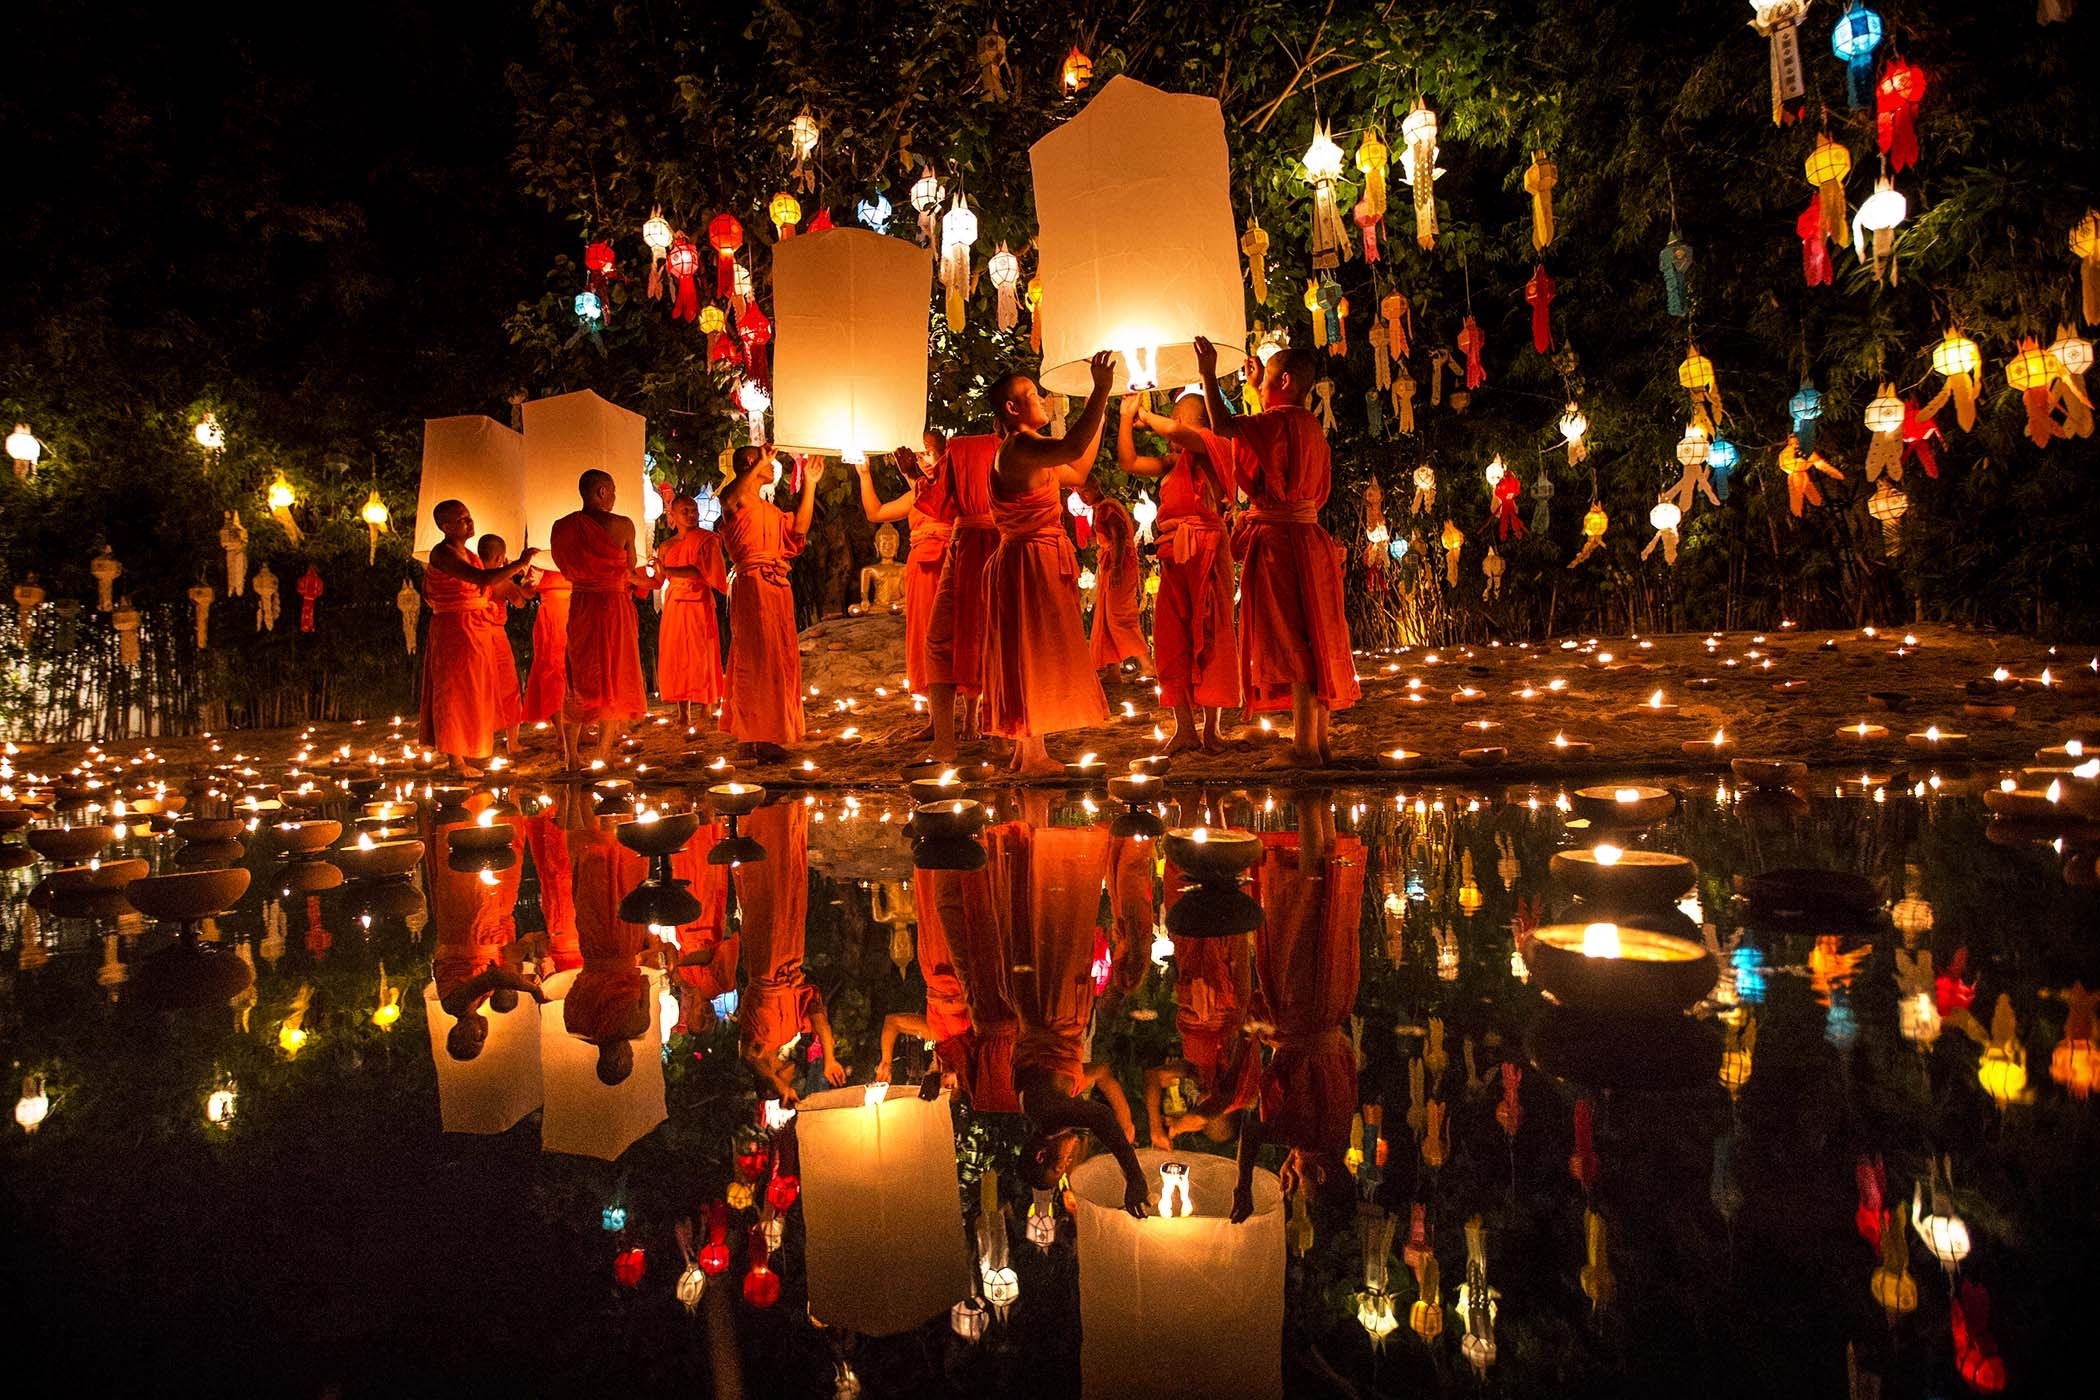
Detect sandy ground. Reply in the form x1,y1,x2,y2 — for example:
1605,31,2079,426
15,625,2099,793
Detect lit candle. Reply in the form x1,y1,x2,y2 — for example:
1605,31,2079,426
1580,922,1623,959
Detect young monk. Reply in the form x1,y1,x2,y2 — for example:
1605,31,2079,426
651,493,729,729
418,500,539,777
736,800,846,1105
669,815,735,1035
549,470,648,771
924,424,1010,762
562,804,654,1086
854,431,951,734
1195,338,1360,766
1117,390,1242,753
980,352,1116,776
1082,481,1150,678
519,564,571,732
719,445,823,764
476,534,529,758
431,812,543,1060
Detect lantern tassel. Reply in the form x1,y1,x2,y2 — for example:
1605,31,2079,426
1458,318,1486,390
1797,200,1833,286
1525,266,1555,354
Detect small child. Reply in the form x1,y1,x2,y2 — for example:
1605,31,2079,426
476,534,529,757
1082,482,1150,677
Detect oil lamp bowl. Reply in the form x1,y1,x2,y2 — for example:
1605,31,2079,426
1730,758,1806,789
1549,848,1697,908
1162,827,1261,883
126,867,253,922
615,811,699,858
335,838,426,881
268,819,343,856
1570,785,1676,826
26,824,116,864
1522,919,1716,1015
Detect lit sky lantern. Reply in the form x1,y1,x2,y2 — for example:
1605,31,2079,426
1029,75,1248,396
521,390,646,554
771,227,931,466
5,424,40,478
794,1085,973,1334
1071,1149,1285,1399
422,973,542,1134
537,966,667,1160
194,412,226,451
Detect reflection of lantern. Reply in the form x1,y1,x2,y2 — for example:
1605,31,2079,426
1072,1149,1284,1399
1356,1289,1398,1347
950,1297,989,1341
1932,330,1983,431
1719,1015,1756,1097
1898,992,1941,1049
614,1247,647,1288
15,1075,48,1133
770,228,931,465
1911,1171,1970,1276
742,1226,781,1307
1869,1208,1917,1322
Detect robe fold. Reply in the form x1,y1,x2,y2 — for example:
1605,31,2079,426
981,478,1109,739
1087,496,1149,670
418,546,516,760
736,802,822,1064
924,434,1000,695
904,503,952,695
655,529,728,706
987,803,1109,1097
562,818,651,1044
1249,832,1364,1152
520,568,571,726
550,512,647,727
720,500,806,746
1154,436,1242,711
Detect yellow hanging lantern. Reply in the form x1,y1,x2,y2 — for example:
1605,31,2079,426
1804,134,1853,249
1524,150,1557,251
2006,336,2062,449
1976,993,2033,1106
360,489,390,565
1303,280,1326,349
1869,1209,1917,1323
1355,129,1389,220
1679,345,1722,432
1931,329,1983,431
769,190,802,239
2070,209,2100,326
1409,1254,1443,1340
1240,218,1270,304
371,963,402,1028
267,471,303,546
1568,501,1608,569
1719,1015,1756,1098
1439,519,1463,586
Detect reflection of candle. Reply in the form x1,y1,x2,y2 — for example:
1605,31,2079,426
1592,844,1623,867
1580,922,1623,959
356,832,375,851
1157,1161,1193,1218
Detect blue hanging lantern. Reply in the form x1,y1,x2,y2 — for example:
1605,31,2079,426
568,289,607,355
1387,534,1409,564
601,1205,628,1232
1831,3,1883,111
1732,945,1767,1005
1706,438,1738,499
1658,231,1692,317
856,191,892,233
1789,380,1824,451
692,482,723,530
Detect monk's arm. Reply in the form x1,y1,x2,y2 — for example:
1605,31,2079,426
1116,397,1168,479
426,547,537,587
810,1000,846,1083
1034,1085,1147,1204
853,454,917,523
1139,409,1209,459
789,459,825,538
1230,1111,1265,1223
1084,1060,1139,1147
1143,1064,1189,1149
1193,336,1241,442
876,1011,931,1079
1001,350,1115,482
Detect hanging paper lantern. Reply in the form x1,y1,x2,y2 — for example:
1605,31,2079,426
1302,123,1348,272
296,564,324,633
360,490,391,565
939,194,978,333
987,243,1021,331
1677,424,1711,467
1779,434,1842,515
734,378,771,447
1875,59,1927,170
1401,100,1441,250
1867,479,1908,548
789,109,819,191
2071,211,2100,327
909,167,943,245
1352,199,1380,264
1797,198,1833,286
1559,403,1588,465
2006,336,2061,448
6,424,40,478
1458,317,1486,389
737,298,772,385
666,234,703,321
1061,45,1092,96
1645,500,1682,565
1526,265,1555,353
1864,382,1906,481
1649,500,1682,533
1932,330,1983,430
1025,273,1044,352
698,303,731,363
1831,3,1883,110
1748,2,1811,126
1789,380,1825,450
705,215,742,299
1679,346,1723,432
769,191,802,240
571,290,605,353
642,209,674,300
855,191,891,233
1658,230,1692,316
194,412,225,451
1706,438,1738,501
1525,150,1557,249
1863,386,1905,436
1352,128,1389,222
1569,502,1608,568
1851,177,1907,284
742,1226,782,1308
1240,218,1270,304
1805,135,1853,251
1952,1282,2007,1394
1440,519,1464,586
614,1247,647,1288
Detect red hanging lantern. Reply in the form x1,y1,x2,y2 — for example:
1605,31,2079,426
741,1225,781,1308
734,1127,772,1180
1900,400,1941,478
1936,948,1976,1016
706,214,743,299
737,300,773,388
807,207,834,233
1854,1156,1886,1247
1951,1281,2006,1393
1524,266,1555,354
296,565,323,634
583,240,617,297
1568,1097,1600,1193
614,1247,647,1288
697,1202,732,1275
666,235,702,323
1492,472,1526,539
1796,200,1833,287
1875,59,1927,172
765,1172,801,1212
1458,316,1487,390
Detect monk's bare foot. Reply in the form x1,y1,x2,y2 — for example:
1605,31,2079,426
1262,748,1317,770
906,724,935,744
1163,732,1202,757
1012,755,1064,778
1201,733,1229,755
751,743,788,765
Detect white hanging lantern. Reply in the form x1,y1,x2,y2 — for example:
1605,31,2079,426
1649,501,1683,533
939,194,978,333
734,379,772,449
1302,122,1348,271
1676,424,1710,466
771,227,931,466
1400,100,1443,250
1852,178,1908,284
1131,489,1158,544
987,242,1022,331
909,167,944,245
6,424,42,477
194,413,226,451
14,1075,49,1133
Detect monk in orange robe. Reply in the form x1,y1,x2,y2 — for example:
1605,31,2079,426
562,806,654,1085
549,470,648,771
475,534,529,758
524,789,581,973
737,801,845,1104
1082,483,1150,676
519,566,570,729
431,814,542,1059
719,446,823,763
1117,391,1242,753
924,430,1000,760
650,494,729,728
987,791,1148,1217
980,355,1116,776
1196,339,1360,766
876,855,1022,1109
418,499,540,777
668,819,735,1035
854,433,951,733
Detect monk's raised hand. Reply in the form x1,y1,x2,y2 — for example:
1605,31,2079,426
889,446,915,473
517,546,541,565
1119,392,1142,419
1088,349,1116,394
1192,336,1218,377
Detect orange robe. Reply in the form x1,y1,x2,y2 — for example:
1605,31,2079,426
430,819,524,997
1105,830,1156,999
736,802,822,1063
924,434,999,695
671,825,737,1030
1229,407,1361,713
520,569,571,726
1249,832,1364,1152
987,797,1109,1097
904,496,953,695
417,546,515,759
1087,498,1149,670
1154,439,1242,711
524,807,580,971
655,529,728,705
981,478,1109,739
562,817,652,1043
484,587,525,729
923,859,1020,1112
719,501,806,746
550,511,647,727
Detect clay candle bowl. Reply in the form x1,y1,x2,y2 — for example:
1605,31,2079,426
1984,781,2067,821
279,860,344,894
430,784,474,811
26,824,115,865
1546,736,1595,761
1549,846,1697,909
268,819,342,857
1127,754,1171,779
707,782,766,819
0,807,33,834
1680,731,1732,759
127,867,252,925
174,816,246,844
1459,747,1507,768
2038,742,2091,764
1377,748,1426,772
363,800,418,824
335,834,426,881
910,798,989,840
1521,920,1716,1015
1730,758,1807,789
615,809,699,858
907,774,975,806
1570,785,1675,826
1837,722,1890,744
450,810,522,854
1905,727,1968,755
1162,827,1261,885
1064,753,1108,783
36,858,149,898
1106,773,1163,807
1637,691,1679,719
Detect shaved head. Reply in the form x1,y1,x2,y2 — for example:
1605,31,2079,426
433,499,467,527
1269,348,1319,402
577,469,614,500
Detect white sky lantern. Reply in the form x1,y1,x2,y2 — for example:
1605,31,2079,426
521,390,646,556
795,1085,973,1334
421,974,542,1134
536,967,667,1160
772,227,931,466
416,415,525,562
1030,75,1248,396
6,424,41,476
1071,1148,1284,1399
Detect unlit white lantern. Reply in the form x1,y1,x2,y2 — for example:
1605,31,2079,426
1030,75,1248,395
416,416,526,562
795,1085,973,1334
421,977,542,1134
521,390,647,554
771,228,932,466
1071,1148,1284,1400
537,967,667,1160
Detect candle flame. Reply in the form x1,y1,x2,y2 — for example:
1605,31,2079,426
1593,844,1623,866
2047,780,2062,805
477,807,496,827
1191,826,1209,844
1581,922,1623,959
1613,788,1641,803
1647,690,1665,708
864,1081,890,1107
356,832,375,851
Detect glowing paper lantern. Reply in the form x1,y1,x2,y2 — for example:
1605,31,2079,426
705,215,742,299
415,415,525,561
1830,2,1883,110
1061,45,1092,95
194,413,225,451
855,191,891,233
909,167,943,245
421,975,542,1133
537,967,667,1160
1302,122,1348,271
1932,330,1983,431
1071,1148,1284,1400
795,1085,972,1334
5,424,39,478
641,209,672,298
987,242,1022,331
1749,2,1812,126
938,195,978,333
769,191,802,240
1029,76,1248,396
1805,135,1853,251
1401,100,1442,251
771,227,931,466
521,390,646,553
2072,210,2100,326
1867,479,1908,547
2006,337,2061,448
1851,176,1907,284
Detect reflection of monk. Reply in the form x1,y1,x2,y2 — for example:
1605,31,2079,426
1145,858,1253,1149
878,858,1018,1111
563,808,654,1085
987,793,1148,1217
1176,797,1362,1224
524,793,580,974
669,820,736,1034
431,817,542,1060
737,801,844,1103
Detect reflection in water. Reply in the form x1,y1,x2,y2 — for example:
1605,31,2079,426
6,775,2100,1395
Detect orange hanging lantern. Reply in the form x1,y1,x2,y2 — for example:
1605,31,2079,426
2005,336,2061,448
2049,983,2098,1099
1409,1254,1443,1340
2070,210,2100,327
706,214,743,299
1779,435,1843,515
1930,329,1983,431
1061,45,1092,95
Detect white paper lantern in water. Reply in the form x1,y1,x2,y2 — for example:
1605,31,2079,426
537,967,667,1161
771,228,932,466
1071,1148,1284,1399
422,978,542,1134
1030,76,1248,396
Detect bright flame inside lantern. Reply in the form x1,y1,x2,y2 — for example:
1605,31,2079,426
1157,1161,1193,1218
